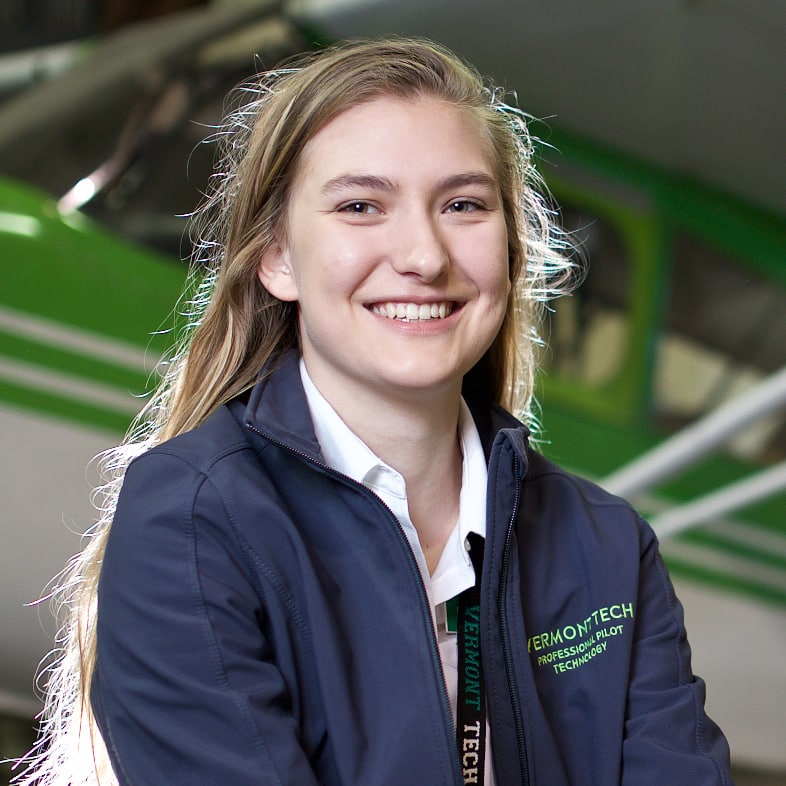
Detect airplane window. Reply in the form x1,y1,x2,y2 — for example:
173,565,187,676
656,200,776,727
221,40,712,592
541,204,631,389
655,233,786,461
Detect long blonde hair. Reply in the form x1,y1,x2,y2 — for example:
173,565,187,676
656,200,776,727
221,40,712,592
16,37,572,785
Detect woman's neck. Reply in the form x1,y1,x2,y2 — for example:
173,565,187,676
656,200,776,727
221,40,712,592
317,379,465,574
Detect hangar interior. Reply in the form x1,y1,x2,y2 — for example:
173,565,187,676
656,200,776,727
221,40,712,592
0,1,784,784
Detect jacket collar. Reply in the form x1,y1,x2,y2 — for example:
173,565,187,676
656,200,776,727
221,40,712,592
242,350,325,462
470,400,531,477
240,350,530,472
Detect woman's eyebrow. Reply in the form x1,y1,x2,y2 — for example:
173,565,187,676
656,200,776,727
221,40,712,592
438,172,498,192
320,172,498,196
321,174,396,195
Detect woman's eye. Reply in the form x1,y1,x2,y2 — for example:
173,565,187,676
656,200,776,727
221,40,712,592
446,200,482,213
339,201,377,214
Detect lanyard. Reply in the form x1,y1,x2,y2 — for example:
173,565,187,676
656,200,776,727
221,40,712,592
455,533,486,785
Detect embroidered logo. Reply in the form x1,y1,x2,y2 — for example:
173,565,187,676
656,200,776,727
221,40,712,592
527,602,635,674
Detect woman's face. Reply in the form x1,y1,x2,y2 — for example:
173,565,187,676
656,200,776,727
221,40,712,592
258,94,510,409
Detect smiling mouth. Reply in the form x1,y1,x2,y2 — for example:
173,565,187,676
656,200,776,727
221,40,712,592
370,302,456,321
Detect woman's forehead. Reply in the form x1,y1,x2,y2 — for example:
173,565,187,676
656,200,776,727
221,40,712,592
292,95,499,189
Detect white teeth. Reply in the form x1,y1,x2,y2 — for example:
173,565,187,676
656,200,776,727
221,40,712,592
371,302,454,321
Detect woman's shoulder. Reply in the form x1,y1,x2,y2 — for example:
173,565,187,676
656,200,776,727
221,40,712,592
129,400,254,478
522,447,654,544
526,449,635,509
112,403,261,555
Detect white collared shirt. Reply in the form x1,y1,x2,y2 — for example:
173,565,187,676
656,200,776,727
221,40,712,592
300,360,495,785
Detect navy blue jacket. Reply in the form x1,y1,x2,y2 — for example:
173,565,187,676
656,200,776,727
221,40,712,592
92,352,733,785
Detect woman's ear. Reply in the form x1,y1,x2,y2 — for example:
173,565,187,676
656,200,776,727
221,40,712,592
257,244,299,302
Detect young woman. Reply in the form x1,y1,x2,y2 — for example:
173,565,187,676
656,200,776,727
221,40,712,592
20,38,732,786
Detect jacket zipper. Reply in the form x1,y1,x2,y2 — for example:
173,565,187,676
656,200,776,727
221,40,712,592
497,453,530,785
245,423,462,784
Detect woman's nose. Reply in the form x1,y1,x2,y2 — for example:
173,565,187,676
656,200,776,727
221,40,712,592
390,212,449,281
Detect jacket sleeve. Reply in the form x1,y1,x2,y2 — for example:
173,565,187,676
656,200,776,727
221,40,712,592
621,524,733,785
91,449,321,786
